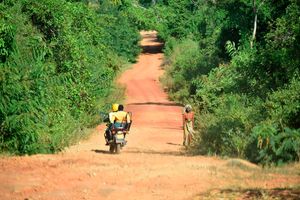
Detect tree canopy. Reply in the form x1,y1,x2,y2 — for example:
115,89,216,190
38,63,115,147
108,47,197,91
148,0,300,164
0,0,140,154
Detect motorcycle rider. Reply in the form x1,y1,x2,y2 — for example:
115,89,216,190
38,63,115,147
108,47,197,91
104,103,119,145
109,104,131,130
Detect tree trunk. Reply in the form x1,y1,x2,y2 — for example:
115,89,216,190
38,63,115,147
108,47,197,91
251,0,266,48
251,12,257,48
251,0,257,48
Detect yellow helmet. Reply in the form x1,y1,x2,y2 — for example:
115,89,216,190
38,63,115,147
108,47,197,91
112,103,119,112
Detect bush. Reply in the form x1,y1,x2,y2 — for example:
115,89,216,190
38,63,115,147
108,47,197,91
248,78,300,164
0,0,140,155
251,125,300,165
155,0,300,164
0,3,15,63
192,93,264,157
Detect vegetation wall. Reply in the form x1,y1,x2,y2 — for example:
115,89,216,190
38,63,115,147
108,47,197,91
144,0,300,165
1,0,299,164
0,0,140,154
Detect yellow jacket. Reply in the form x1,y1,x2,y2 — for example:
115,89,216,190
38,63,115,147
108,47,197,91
109,111,131,124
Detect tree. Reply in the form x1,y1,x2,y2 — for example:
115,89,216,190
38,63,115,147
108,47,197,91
251,0,266,48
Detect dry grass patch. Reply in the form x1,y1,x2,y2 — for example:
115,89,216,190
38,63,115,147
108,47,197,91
193,161,300,200
195,187,300,200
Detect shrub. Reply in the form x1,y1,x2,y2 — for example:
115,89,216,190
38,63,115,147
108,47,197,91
0,0,140,154
156,0,300,164
251,124,300,165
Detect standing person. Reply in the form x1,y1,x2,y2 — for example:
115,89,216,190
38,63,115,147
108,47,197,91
182,104,195,146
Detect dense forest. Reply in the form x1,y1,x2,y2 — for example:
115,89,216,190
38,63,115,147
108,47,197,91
142,0,300,165
0,0,141,154
1,0,299,164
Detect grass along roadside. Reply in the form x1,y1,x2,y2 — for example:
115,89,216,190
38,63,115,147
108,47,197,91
196,187,300,200
193,160,300,200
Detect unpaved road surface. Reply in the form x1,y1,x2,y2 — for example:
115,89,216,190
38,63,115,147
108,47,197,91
0,31,299,200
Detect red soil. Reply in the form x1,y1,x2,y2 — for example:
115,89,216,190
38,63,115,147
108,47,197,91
0,31,299,200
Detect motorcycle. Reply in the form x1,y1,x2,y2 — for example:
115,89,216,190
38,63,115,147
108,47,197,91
109,126,127,154
100,111,132,154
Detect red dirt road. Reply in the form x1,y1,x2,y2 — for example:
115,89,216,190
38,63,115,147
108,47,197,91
0,31,299,200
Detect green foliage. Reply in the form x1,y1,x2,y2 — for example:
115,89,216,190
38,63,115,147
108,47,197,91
0,4,15,62
266,78,300,128
162,36,220,103
0,0,140,155
1,0,299,164
193,93,264,157
251,125,300,165
163,39,202,101
225,41,238,58
98,0,141,62
155,0,300,164
248,78,300,164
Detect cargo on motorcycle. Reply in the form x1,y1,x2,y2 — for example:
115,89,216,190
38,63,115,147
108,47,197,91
101,104,132,154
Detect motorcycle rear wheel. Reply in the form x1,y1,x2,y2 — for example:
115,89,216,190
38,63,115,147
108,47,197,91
109,144,115,153
116,144,121,154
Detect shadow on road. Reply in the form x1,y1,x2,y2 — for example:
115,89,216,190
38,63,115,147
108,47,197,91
128,102,182,107
167,142,182,146
91,149,110,154
151,126,182,130
91,148,193,157
142,44,163,54
124,148,189,157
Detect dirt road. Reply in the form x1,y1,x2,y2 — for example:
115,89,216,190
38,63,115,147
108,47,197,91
0,31,299,200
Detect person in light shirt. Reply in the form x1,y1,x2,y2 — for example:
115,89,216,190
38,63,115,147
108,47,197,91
182,104,195,146
104,103,119,145
109,104,131,129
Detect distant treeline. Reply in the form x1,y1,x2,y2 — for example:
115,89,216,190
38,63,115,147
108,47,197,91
0,0,140,154
139,0,300,164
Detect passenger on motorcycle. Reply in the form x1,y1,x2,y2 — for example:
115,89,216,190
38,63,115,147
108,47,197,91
104,103,119,145
109,104,131,130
